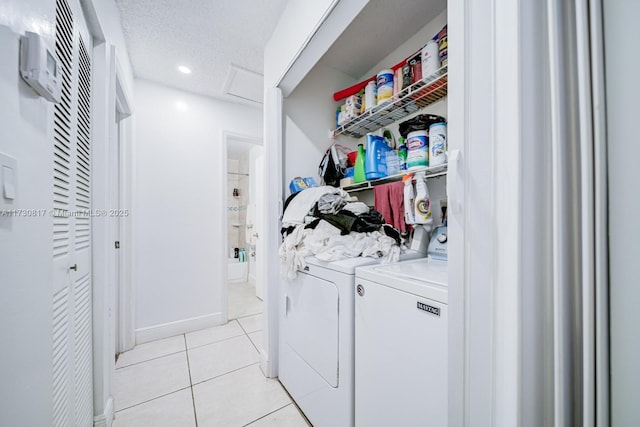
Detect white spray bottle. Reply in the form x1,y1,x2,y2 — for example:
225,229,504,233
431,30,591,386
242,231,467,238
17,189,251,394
403,174,415,225
413,171,433,227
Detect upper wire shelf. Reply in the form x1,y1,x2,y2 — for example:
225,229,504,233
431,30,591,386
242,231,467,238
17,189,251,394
332,64,448,139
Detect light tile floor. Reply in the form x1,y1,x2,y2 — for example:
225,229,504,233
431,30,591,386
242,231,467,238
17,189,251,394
112,314,310,427
228,281,263,320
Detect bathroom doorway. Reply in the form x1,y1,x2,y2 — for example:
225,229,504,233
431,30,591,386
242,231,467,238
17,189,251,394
224,134,264,320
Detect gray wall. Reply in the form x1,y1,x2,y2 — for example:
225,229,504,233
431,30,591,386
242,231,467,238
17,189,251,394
605,0,640,424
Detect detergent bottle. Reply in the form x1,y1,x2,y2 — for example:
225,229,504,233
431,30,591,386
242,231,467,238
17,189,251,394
403,173,415,225
365,134,391,180
413,171,433,227
353,143,366,183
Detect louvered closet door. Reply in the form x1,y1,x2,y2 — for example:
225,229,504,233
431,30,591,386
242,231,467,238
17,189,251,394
52,0,94,425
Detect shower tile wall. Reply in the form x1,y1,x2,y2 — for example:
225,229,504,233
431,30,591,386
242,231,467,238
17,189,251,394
227,159,249,257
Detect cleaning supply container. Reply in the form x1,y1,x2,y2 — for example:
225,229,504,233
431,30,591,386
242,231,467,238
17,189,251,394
403,174,415,225
365,81,377,111
398,142,408,171
365,134,391,180
376,69,394,104
428,122,447,166
385,150,400,176
413,171,433,227
406,130,429,170
354,144,367,183
421,40,440,81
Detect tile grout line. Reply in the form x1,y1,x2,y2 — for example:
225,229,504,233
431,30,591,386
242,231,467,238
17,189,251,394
190,362,261,387
236,320,263,354
240,402,293,427
231,311,263,321
278,380,313,426
115,349,185,370
184,334,199,427
114,386,192,413
186,330,247,352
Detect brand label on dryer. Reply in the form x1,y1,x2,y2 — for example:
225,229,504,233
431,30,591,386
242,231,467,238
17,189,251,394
417,301,440,316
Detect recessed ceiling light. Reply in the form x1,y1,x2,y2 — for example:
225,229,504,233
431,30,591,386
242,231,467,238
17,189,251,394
177,65,192,74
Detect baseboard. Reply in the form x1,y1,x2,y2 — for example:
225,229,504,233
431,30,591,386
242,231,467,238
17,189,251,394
135,312,223,344
93,396,113,427
260,348,277,379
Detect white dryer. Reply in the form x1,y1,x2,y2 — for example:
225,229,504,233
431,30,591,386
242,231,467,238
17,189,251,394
354,258,448,427
279,253,423,427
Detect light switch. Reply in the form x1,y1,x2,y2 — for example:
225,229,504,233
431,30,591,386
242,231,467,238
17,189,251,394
3,165,15,199
0,152,17,204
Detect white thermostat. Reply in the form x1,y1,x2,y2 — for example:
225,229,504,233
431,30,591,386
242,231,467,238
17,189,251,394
20,31,62,103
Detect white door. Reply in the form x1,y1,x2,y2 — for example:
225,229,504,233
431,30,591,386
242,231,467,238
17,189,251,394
51,0,94,425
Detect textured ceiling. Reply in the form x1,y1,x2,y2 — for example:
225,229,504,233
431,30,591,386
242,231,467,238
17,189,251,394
116,0,288,106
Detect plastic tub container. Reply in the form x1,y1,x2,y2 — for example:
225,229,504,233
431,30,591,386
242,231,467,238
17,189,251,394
385,150,400,176
428,122,447,166
406,130,429,170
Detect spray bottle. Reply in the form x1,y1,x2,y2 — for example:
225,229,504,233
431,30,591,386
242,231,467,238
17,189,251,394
413,171,433,227
403,173,415,225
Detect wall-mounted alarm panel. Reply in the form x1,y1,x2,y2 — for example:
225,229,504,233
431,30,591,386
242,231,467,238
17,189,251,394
20,31,62,103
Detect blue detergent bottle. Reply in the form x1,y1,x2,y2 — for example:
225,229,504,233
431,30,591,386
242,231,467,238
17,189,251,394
365,134,392,180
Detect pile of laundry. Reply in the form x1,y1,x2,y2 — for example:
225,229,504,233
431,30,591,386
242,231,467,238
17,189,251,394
279,186,403,279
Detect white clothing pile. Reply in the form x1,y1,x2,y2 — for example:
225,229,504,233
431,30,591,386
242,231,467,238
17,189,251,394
279,220,400,279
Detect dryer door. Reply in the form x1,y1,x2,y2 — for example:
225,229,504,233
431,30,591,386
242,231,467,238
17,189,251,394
284,272,339,387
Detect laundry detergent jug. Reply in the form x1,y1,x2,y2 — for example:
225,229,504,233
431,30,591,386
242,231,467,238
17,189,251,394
365,134,391,180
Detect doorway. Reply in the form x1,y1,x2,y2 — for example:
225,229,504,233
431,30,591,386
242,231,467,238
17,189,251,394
223,134,264,320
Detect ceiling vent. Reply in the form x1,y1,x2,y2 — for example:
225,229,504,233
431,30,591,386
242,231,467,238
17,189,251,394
222,64,264,104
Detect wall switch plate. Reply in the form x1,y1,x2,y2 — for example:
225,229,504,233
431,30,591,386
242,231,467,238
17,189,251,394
0,152,17,206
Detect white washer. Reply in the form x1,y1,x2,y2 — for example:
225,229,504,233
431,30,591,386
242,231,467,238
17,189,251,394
354,258,448,427
279,252,424,427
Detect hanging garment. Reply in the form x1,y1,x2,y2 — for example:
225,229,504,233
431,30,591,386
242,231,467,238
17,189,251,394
373,181,407,232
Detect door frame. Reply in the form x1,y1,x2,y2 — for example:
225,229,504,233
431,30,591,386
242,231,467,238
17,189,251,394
220,131,262,323
114,56,134,354
90,42,133,426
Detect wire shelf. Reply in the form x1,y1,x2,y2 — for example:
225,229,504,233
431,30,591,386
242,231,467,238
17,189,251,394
341,163,448,193
333,65,448,139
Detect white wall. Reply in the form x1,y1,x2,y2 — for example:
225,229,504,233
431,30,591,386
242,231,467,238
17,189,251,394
605,0,640,424
0,14,55,427
283,61,355,196
133,79,262,341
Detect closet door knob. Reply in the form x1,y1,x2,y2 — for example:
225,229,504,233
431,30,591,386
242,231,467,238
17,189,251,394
69,264,78,271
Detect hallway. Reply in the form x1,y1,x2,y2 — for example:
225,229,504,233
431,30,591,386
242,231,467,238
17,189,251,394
111,314,308,426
